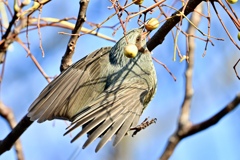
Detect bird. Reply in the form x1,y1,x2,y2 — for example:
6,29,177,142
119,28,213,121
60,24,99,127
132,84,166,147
27,27,157,152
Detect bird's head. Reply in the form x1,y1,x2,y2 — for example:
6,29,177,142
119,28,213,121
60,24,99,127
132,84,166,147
110,28,150,66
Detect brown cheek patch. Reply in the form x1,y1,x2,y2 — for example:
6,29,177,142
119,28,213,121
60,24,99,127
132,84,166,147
138,47,150,54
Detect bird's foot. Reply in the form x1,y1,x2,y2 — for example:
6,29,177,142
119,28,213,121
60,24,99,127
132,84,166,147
130,117,157,137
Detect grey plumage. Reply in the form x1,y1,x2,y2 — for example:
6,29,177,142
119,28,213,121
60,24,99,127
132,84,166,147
27,28,157,152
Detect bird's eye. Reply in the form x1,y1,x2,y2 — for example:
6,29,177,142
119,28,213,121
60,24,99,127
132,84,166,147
136,36,141,42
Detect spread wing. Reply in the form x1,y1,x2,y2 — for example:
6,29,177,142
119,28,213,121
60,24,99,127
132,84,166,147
27,45,155,152
64,80,150,152
28,47,112,122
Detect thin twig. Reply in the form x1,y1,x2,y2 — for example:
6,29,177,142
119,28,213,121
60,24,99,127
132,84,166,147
26,17,115,42
128,0,166,19
147,0,204,52
233,58,240,80
15,37,51,83
37,4,45,57
211,1,240,50
152,57,177,81
218,0,240,30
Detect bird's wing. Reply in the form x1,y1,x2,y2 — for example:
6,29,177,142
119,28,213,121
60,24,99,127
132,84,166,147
28,47,112,122
64,80,149,152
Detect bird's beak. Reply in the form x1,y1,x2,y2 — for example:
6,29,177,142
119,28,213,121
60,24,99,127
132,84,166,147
141,30,151,40
138,29,151,53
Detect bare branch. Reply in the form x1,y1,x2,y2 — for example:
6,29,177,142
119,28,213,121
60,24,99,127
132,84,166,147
60,0,90,71
0,114,32,155
185,93,240,137
160,4,203,159
160,93,240,160
147,0,203,51
0,102,24,160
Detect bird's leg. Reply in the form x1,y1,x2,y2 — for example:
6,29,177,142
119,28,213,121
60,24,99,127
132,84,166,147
130,117,157,137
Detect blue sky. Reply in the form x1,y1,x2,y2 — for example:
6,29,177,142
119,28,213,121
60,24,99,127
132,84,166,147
1,1,240,160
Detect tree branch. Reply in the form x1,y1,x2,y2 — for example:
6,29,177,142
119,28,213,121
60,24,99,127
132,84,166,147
0,102,26,159
60,0,90,71
160,3,203,159
147,0,203,52
185,93,240,137
0,114,32,155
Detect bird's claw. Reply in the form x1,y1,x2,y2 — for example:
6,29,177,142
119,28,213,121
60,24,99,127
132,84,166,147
130,117,157,137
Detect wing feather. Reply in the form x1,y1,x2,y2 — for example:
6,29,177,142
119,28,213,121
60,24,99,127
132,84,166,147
27,47,112,122
95,104,138,152
81,95,137,149
67,93,132,140
37,71,82,122
94,118,125,152
65,82,147,151
113,104,140,146
74,104,127,146
28,69,79,117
